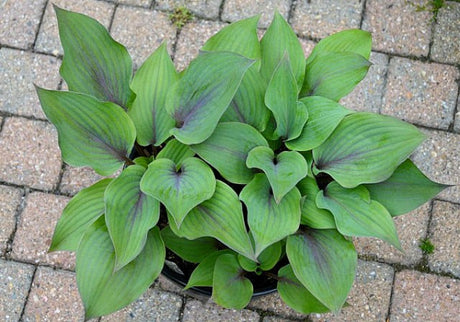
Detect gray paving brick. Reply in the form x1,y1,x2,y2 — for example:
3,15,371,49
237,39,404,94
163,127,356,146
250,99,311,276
59,165,105,196
263,317,296,322
362,0,432,57
299,38,317,60
0,186,22,255
249,292,306,320
428,200,460,278
156,0,223,19
0,0,46,49
0,48,61,119
183,299,260,321
0,259,35,322
108,0,152,6
390,270,460,321
222,0,290,28
431,2,460,65
291,0,363,39
455,96,460,133
11,192,75,270
0,117,62,190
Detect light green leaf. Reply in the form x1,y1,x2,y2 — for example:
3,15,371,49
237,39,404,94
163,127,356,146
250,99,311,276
77,219,164,319
237,254,258,272
36,88,136,176
166,51,254,144
286,96,353,151
105,165,160,271
313,112,426,188
50,179,112,252
55,6,134,108
316,182,401,249
140,157,215,227
258,241,282,271
191,122,268,184
286,228,357,312
212,254,253,309
246,146,308,203
240,174,301,257
156,139,195,166
129,43,178,146
185,250,233,289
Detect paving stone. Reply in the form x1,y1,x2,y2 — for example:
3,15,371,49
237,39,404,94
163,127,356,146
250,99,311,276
354,203,430,266
310,260,394,322
0,186,22,254
291,0,363,39
341,52,389,113
108,0,152,6
0,117,62,191
59,165,106,196
0,48,61,119
382,57,459,130
299,38,317,60
249,292,306,320
431,2,460,65
174,19,227,71
11,192,75,270
390,270,460,321
222,0,290,28
428,201,460,278
156,0,223,19
101,288,183,321
263,317,297,322
183,299,260,321
158,274,188,294
111,7,177,69
455,97,460,133
411,128,460,203
0,259,35,322
35,0,115,55
23,266,85,321
0,0,46,49
362,0,432,57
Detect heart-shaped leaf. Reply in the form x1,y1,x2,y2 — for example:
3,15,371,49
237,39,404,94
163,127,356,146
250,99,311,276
286,228,357,312
246,146,308,203
313,112,426,188
185,250,233,289
191,122,268,184
166,51,254,144
50,178,112,252
156,139,195,167
77,218,165,319
140,157,216,227
36,88,136,175
105,165,160,270
55,6,134,108
257,240,282,271
316,182,401,249
128,43,178,146
240,174,301,256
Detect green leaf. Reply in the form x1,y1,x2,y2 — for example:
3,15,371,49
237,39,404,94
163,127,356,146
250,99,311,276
265,54,308,140
166,51,254,144
105,165,160,270
185,250,233,289
77,219,164,319
55,6,134,108
258,241,282,271
156,139,195,166
246,146,308,203
316,182,401,249
212,254,253,309
286,96,353,151
297,177,336,229
140,157,215,227
240,174,301,257
237,254,258,272
301,52,371,101
50,179,112,252
191,122,268,184
36,88,136,176
278,264,330,314
128,43,178,146
161,226,218,263
171,180,256,261
261,11,306,89
286,228,357,312
313,112,426,188
366,159,448,216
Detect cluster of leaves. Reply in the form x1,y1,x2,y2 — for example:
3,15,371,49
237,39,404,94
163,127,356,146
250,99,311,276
169,6,193,29
36,6,447,319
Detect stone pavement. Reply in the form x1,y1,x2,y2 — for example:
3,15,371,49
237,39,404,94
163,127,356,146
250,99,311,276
0,0,459,321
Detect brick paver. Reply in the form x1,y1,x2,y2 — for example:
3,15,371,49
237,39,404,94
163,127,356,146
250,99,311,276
431,1,460,65
0,185,22,254
222,0,290,28
183,299,260,321
249,292,307,319
156,0,223,19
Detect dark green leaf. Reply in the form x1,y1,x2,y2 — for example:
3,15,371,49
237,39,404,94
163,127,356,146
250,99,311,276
185,250,233,289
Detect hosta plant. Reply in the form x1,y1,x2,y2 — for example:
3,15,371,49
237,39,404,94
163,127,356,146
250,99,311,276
37,6,448,319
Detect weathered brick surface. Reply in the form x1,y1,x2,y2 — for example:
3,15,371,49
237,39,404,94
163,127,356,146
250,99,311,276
108,0,152,6
431,2,460,65
183,299,260,321
59,166,106,196
222,0,290,28
0,186,22,254
156,0,223,19
263,317,296,322
249,291,306,320
455,97,460,134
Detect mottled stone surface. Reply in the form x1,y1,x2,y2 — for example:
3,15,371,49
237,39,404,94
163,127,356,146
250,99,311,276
0,185,22,254
222,0,290,28
431,2,460,65
249,292,306,320
183,299,260,321
59,166,106,196
108,0,152,6
263,317,297,322
156,0,223,19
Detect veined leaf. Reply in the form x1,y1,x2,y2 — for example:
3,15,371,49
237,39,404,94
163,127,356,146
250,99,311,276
129,43,178,146
258,240,282,271
185,250,233,289
286,228,357,312
166,51,254,144
36,88,136,176
55,6,134,108
105,165,160,271
50,179,112,251
191,122,268,184
313,112,426,188
156,139,195,166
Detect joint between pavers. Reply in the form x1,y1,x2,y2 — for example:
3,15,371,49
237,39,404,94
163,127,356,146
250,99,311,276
217,0,226,21
18,264,38,322
31,0,49,52
358,0,368,29
384,262,396,322
447,80,460,132
286,0,296,25
4,188,28,260
108,3,119,33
